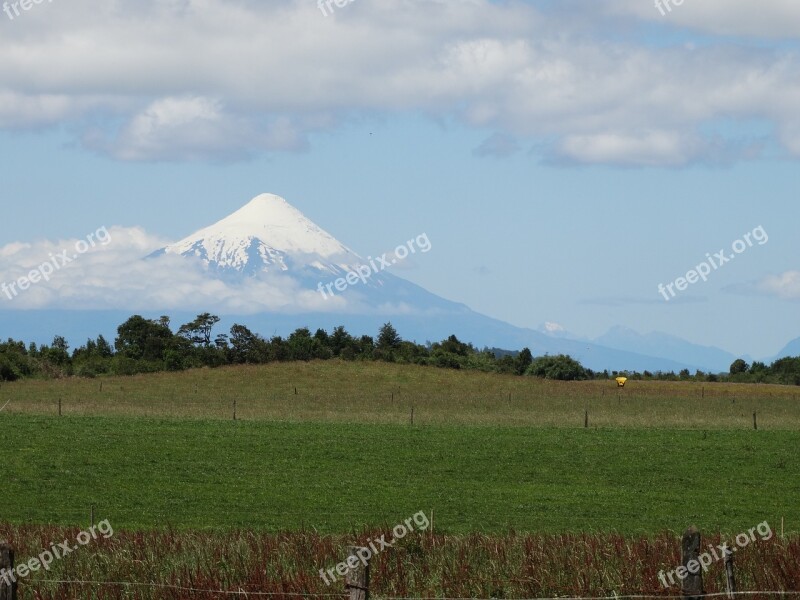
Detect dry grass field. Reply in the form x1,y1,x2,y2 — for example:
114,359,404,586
1,360,797,428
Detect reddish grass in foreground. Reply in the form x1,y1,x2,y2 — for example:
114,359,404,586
1,524,798,599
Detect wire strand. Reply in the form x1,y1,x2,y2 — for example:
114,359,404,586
25,581,800,600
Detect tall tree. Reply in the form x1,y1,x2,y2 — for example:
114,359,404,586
178,313,221,347
230,324,269,363
729,359,749,375
377,322,401,350
115,315,175,361
515,347,533,375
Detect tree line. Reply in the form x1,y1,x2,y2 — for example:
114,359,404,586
0,313,798,385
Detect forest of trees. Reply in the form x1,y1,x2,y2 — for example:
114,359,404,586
1,313,799,385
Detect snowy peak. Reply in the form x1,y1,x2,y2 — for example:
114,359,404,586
171,193,354,258
157,193,361,275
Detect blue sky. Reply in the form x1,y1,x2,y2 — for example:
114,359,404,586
1,0,799,358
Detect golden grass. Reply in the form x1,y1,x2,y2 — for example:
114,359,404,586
1,360,798,428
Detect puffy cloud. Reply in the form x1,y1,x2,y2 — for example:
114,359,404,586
1,0,799,164
83,97,308,161
556,130,695,167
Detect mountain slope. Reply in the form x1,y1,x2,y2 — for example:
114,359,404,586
770,336,800,362
594,326,741,373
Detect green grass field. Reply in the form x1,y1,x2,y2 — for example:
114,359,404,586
2,361,797,536
3,414,798,533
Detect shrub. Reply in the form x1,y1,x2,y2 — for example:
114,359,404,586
526,354,589,381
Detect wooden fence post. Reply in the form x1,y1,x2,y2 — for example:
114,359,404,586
0,542,17,600
345,546,370,600
681,526,705,600
724,547,736,600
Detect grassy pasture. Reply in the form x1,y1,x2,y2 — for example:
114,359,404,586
3,414,798,533
2,361,797,540
1,361,799,428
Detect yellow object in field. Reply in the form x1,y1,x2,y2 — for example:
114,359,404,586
615,377,628,387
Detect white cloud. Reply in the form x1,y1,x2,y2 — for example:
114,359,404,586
750,271,800,301
0,226,395,313
1,0,799,164
83,97,308,161
557,130,696,167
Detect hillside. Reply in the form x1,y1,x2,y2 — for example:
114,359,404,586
2,360,799,428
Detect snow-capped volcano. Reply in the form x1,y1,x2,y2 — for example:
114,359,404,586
149,191,467,313
152,193,364,277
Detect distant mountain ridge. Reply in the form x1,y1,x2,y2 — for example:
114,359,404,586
592,326,743,373
770,336,800,363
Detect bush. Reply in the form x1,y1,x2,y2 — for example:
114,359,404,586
164,350,186,372
74,364,98,378
0,355,19,381
110,356,139,376
110,356,163,376
429,352,463,370
526,354,589,381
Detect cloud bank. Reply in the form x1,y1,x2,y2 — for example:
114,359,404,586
0,227,344,313
0,0,799,165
